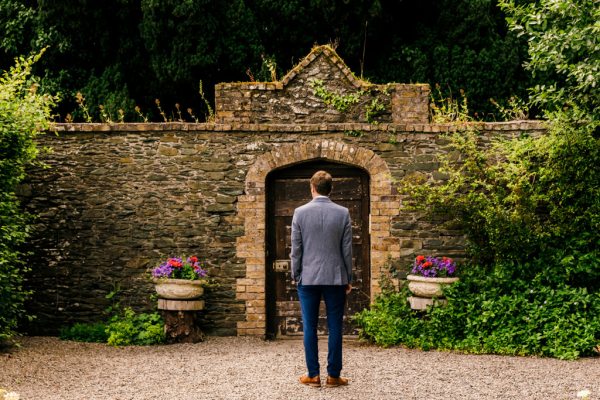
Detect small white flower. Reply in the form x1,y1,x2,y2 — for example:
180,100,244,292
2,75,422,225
4,392,20,400
577,389,591,399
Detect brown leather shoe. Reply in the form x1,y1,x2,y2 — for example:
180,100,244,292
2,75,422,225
326,376,349,387
299,375,321,387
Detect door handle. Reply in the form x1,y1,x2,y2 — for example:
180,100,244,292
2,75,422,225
273,260,290,272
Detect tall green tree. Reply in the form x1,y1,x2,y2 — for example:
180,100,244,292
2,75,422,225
500,0,600,119
370,0,532,119
138,0,264,118
0,50,56,343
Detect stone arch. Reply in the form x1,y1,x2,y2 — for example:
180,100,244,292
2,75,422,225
235,140,400,336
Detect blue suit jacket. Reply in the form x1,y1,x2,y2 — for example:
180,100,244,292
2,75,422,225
290,196,353,285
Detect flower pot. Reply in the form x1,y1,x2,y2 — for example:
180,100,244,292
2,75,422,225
153,278,205,300
406,274,459,298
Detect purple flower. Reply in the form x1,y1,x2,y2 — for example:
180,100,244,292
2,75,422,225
151,255,209,281
152,263,174,278
411,255,458,277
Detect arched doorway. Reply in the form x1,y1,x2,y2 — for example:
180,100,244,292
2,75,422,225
265,160,370,338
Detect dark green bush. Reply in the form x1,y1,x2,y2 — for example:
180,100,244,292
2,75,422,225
60,307,165,347
355,266,600,360
59,322,109,343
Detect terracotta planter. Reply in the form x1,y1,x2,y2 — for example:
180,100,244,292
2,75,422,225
406,274,459,298
153,278,205,300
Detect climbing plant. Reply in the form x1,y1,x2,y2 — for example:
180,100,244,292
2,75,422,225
309,78,390,124
309,79,362,113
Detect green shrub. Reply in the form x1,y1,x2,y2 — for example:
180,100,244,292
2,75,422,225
366,37,600,357
105,308,165,346
60,309,165,346
353,289,423,348
0,50,56,343
400,106,600,286
60,287,165,346
59,322,109,343
355,267,600,360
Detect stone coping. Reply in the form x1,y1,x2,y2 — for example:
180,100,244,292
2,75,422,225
214,46,432,92
51,120,546,134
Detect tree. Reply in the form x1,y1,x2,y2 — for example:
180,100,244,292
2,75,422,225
0,50,56,343
139,0,264,116
499,0,600,119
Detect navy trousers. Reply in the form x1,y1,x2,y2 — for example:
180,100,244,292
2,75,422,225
297,284,347,378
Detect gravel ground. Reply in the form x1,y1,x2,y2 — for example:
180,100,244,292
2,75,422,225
1,336,599,400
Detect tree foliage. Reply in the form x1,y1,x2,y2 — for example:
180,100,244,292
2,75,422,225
500,0,600,118
139,0,262,85
0,50,56,343
0,0,533,121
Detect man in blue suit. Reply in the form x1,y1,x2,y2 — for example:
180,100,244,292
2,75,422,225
291,170,353,387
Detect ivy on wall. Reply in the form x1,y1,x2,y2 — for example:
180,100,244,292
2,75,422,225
309,78,389,124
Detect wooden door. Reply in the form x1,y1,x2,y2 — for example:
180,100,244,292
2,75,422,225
266,161,370,338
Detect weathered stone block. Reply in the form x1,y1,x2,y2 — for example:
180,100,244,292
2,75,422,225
206,203,235,213
197,162,231,172
158,145,179,156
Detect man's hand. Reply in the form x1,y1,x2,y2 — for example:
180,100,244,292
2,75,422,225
345,284,352,295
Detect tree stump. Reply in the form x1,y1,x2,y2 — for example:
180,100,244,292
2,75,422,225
158,299,205,343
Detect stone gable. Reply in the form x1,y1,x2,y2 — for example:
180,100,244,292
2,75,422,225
215,45,430,124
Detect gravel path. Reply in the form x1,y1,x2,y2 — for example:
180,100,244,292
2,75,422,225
1,336,598,400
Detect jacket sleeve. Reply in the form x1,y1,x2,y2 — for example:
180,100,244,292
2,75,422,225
342,211,353,283
290,211,303,283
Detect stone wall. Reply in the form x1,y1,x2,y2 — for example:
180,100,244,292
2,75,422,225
21,120,545,335
17,45,546,336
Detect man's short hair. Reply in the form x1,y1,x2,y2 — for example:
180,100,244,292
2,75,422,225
310,170,333,195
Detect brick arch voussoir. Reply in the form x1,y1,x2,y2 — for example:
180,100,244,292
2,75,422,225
245,140,390,184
